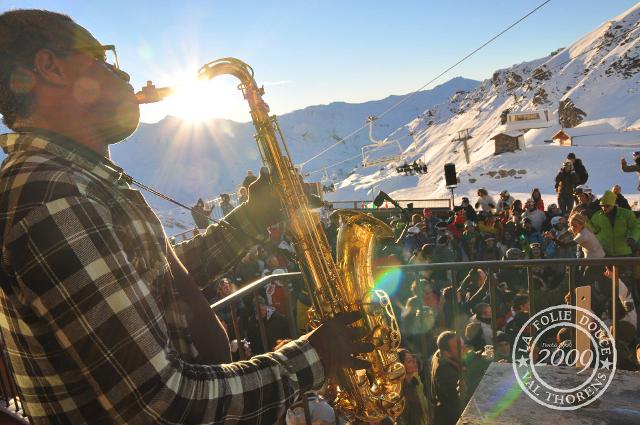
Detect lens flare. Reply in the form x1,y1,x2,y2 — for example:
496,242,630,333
372,266,403,297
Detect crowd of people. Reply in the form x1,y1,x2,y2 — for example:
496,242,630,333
203,152,640,425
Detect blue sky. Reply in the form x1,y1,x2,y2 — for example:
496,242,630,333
3,0,638,122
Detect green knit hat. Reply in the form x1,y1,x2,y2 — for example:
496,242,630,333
599,190,617,206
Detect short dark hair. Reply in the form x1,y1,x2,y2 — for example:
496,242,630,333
0,10,75,128
436,330,458,352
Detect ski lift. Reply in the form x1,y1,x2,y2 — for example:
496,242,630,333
361,116,403,168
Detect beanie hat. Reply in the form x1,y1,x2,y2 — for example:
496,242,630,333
599,190,617,206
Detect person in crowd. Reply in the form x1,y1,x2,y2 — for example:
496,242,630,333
497,190,515,212
497,230,519,258
0,10,372,423
468,303,493,346
402,280,438,356
238,185,249,204
543,216,575,258
474,188,496,213
477,212,499,238
461,221,481,261
566,152,588,185
397,349,430,425
612,184,632,210
494,332,513,362
460,197,477,222
510,199,524,216
286,392,338,425
531,188,544,211
572,185,600,218
191,197,211,228
431,331,463,425
503,294,529,326
447,208,466,241
542,203,563,232
569,212,605,259
248,296,292,354
589,190,640,257
555,160,579,214
403,225,429,262
497,249,527,293
220,192,234,215
423,207,442,234
621,151,640,191
242,169,258,188
478,236,501,261
521,218,543,247
522,199,546,232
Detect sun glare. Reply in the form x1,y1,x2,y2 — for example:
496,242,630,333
164,78,228,122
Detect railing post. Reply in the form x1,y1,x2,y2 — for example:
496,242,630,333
283,283,298,338
568,265,576,307
526,267,535,341
229,304,244,360
488,267,498,350
612,265,619,344
253,293,270,353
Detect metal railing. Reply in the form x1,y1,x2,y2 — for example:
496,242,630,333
328,198,452,210
382,257,638,350
211,272,303,356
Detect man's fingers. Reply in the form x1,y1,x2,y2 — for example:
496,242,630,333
335,310,363,326
346,356,372,371
346,326,368,341
350,341,374,354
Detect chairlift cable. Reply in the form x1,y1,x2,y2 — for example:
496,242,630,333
298,0,553,168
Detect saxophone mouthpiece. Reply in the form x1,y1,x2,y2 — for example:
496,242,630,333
135,81,174,104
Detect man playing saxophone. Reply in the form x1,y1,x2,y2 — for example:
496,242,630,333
0,9,372,424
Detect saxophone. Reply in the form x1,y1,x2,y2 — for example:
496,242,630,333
137,58,405,421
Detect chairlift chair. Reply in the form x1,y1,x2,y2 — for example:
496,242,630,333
361,115,404,168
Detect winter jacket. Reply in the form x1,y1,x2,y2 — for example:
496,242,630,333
589,206,640,256
522,209,546,232
573,158,588,185
573,228,605,258
616,193,632,210
497,195,515,212
475,195,496,212
621,159,640,191
555,170,579,195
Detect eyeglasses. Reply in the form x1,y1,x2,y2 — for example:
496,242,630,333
56,44,129,82
58,44,119,68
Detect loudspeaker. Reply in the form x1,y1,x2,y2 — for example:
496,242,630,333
444,163,457,187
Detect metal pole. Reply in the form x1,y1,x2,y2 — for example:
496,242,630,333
283,283,298,338
568,266,576,307
488,268,498,351
612,265,619,343
526,267,535,341
229,304,244,360
253,293,270,353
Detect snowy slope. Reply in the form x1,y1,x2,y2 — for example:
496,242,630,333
0,78,478,232
330,3,640,208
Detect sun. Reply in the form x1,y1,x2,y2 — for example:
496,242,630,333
165,77,242,122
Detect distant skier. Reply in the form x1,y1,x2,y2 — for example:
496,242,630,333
621,151,640,191
566,153,588,185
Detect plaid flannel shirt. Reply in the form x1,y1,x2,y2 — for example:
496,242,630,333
0,131,324,424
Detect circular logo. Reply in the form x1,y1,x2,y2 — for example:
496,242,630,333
511,304,616,410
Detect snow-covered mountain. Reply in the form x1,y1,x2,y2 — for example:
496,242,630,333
0,77,478,232
331,3,640,208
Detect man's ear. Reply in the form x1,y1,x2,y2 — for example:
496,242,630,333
33,49,67,86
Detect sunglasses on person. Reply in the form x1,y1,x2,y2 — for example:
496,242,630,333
56,44,130,82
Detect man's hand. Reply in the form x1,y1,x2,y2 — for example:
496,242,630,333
303,311,373,379
244,167,285,229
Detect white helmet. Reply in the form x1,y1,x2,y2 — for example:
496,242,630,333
575,184,592,195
